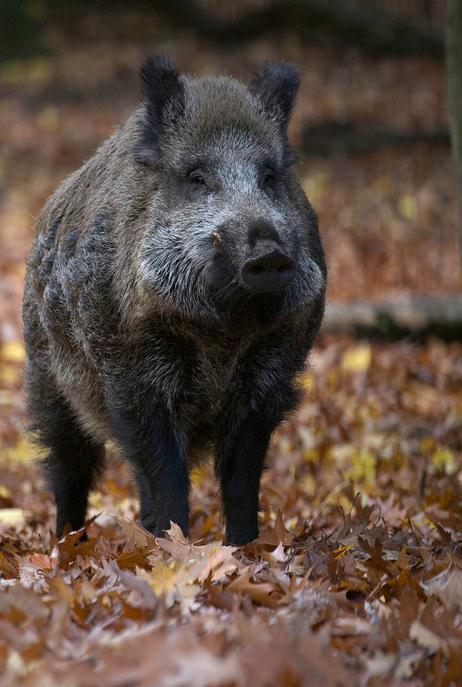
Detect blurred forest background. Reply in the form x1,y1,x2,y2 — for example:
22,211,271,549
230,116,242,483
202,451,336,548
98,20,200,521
1,2,462,686
1,0,461,344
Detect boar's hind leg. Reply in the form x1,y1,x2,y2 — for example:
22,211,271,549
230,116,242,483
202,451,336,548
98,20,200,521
28,374,105,537
216,411,275,546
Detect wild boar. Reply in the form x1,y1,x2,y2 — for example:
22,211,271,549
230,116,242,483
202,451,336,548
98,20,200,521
22,56,326,544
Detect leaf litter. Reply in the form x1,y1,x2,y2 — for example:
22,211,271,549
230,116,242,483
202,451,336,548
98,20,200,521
0,334,461,686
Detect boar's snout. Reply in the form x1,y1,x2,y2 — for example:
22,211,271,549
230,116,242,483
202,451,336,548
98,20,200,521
241,251,296,293
240,221,296,294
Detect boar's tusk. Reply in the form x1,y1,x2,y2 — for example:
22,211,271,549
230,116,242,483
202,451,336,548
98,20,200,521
212,232,224,252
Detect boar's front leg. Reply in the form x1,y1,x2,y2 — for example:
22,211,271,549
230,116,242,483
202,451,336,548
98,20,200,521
216,410,276,545
107,385,189,537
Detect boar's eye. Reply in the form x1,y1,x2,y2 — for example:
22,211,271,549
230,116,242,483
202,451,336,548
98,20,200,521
189,170,206,186
262,166,276,190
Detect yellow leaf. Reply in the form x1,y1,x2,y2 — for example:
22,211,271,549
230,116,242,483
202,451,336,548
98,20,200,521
419,436,435,454
3,437,35,464
88,492,105,509
190,465,208,487
399,194,418,220
0,485,11,499
6,651,27,678
0,363,21,385
432,447,456,475
299,474,316,496
297,371,314,391
0,508,26,527
303,171,330,205
1,340,25,363
345,448,376,484
150,560,177,596
333,544,353,559
302,448,319,463
341,344,371,373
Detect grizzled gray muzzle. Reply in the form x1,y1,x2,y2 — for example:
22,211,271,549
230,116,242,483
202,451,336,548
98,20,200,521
240,221,296,294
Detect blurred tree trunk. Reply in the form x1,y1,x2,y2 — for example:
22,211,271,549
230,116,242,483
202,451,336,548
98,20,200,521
446,0,462,278
144,0,444,57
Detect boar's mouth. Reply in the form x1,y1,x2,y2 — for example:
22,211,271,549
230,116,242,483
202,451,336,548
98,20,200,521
240,249,296,294
212,292,287,332
206,248,326,332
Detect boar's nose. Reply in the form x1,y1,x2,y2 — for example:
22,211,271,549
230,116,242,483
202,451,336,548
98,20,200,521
241,221,296,294
241,250,296,293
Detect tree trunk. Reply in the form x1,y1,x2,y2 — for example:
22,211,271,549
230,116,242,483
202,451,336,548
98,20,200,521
446,0,462,278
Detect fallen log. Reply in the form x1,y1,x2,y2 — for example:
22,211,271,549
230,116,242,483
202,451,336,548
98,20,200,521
301,121,450,157
322,294,462,341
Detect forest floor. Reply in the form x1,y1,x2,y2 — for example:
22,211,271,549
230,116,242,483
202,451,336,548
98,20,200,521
1,8,462,686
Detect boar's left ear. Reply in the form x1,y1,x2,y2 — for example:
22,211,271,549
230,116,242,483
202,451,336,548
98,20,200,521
136,55,185,166
249,62,300,130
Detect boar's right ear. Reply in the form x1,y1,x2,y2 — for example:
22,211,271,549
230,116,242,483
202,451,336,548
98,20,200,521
136,55,185,167
249,62,300,130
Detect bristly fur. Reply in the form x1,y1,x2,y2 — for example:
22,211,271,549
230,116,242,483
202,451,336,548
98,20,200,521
23,55,327,545
249,62,300,127
137,55,185,166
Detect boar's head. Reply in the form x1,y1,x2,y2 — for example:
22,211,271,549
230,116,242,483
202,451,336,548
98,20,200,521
134,55,326,330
